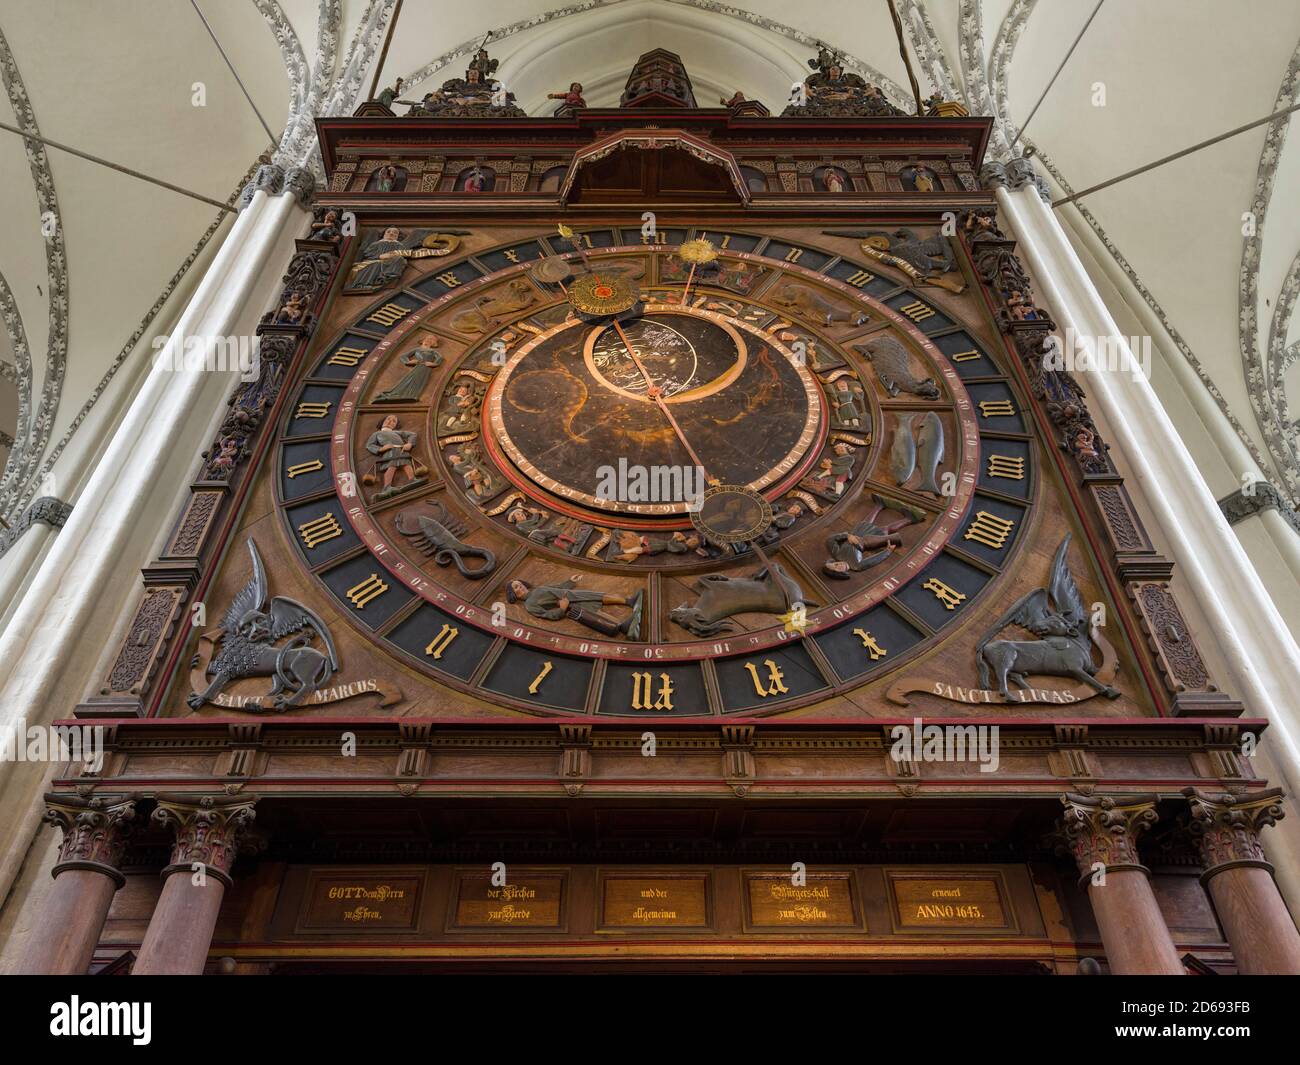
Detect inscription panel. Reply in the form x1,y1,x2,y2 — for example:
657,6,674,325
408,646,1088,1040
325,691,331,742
743,870,861,931
598,871,712,931
449,869,567,931
887,871,1015,934
297,869,424,933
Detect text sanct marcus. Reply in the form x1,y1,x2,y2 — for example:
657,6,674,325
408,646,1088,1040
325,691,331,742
49,997,151,1045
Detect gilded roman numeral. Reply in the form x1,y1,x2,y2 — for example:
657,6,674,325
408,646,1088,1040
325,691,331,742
286,459,324,478
923,578,966,611
630,671,675,711
844,269,874,288
964,510,1016,549
367,302,410,327
424,623,458,659
950,349,981,362
436,271,462,287
987,454,1026,480
784,248,803,263
328,346,368,366
295,400,332,419
978,399,1017,418
899,300,935,322
528,661,553,695
346,573,388,609
852,628,887,660
298,513,342,548
640,231,666,244
744,659,789,698
502,249,520,263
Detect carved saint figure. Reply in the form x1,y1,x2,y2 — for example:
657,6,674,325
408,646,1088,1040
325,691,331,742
976,535,1120,700
508,577,643,639
188,538,338,711
345,227,446,294
376,78,404,109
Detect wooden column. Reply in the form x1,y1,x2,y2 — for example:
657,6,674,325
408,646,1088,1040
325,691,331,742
1057,793,1184,975
1184,788,1300,974
133,796,258,976
17,795,138,974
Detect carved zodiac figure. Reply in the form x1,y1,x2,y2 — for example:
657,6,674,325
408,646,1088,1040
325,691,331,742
395,501,495,579
823,494,925,578
976,535,1119,700
770,284,867,327
376,336,442,403
451,279,536,335
508,577,643,639
670,563,812,637
857,335,940,399
364,414,426,500
188,538,339,710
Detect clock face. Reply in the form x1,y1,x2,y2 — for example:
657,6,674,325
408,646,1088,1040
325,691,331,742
278,226,1034,717
488,302,824,516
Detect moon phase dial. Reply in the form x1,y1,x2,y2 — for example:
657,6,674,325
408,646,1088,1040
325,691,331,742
486,302,824,519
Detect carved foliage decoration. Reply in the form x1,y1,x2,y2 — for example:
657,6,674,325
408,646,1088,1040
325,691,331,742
1057,793,1159,875
1183,787,1286,872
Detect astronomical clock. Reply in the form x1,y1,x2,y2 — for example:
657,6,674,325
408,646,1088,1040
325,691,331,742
65,47,1270,975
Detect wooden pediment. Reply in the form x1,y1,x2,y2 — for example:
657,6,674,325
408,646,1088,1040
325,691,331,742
558,128,748,205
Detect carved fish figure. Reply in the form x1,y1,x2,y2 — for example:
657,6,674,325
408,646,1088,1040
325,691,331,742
857,336,940,399
915,411,944,496
889,414,916,486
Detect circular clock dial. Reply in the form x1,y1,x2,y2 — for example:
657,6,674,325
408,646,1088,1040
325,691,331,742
302,227,1011,718
486,302,823,517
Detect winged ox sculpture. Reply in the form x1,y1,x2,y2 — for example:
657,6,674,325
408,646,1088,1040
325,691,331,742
975,535,1119,700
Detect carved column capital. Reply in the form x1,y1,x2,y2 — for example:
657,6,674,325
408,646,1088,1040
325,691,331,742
1056,792,1159,878
43,793,139,887
152,795,259,886
1182,787,1285,879
980,157,1051,202
238,163,284,209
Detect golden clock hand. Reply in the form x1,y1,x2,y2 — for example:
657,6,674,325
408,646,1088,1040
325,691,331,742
608,318,713,480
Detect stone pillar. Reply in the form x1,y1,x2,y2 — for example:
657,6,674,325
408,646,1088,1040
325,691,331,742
133,796,258,976
1184,788,1300,974
17,794,137,974
986,165,1300,915
1057,793,1184,975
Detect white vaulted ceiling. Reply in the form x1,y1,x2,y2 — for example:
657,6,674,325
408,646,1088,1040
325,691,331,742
2,0,1300,526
